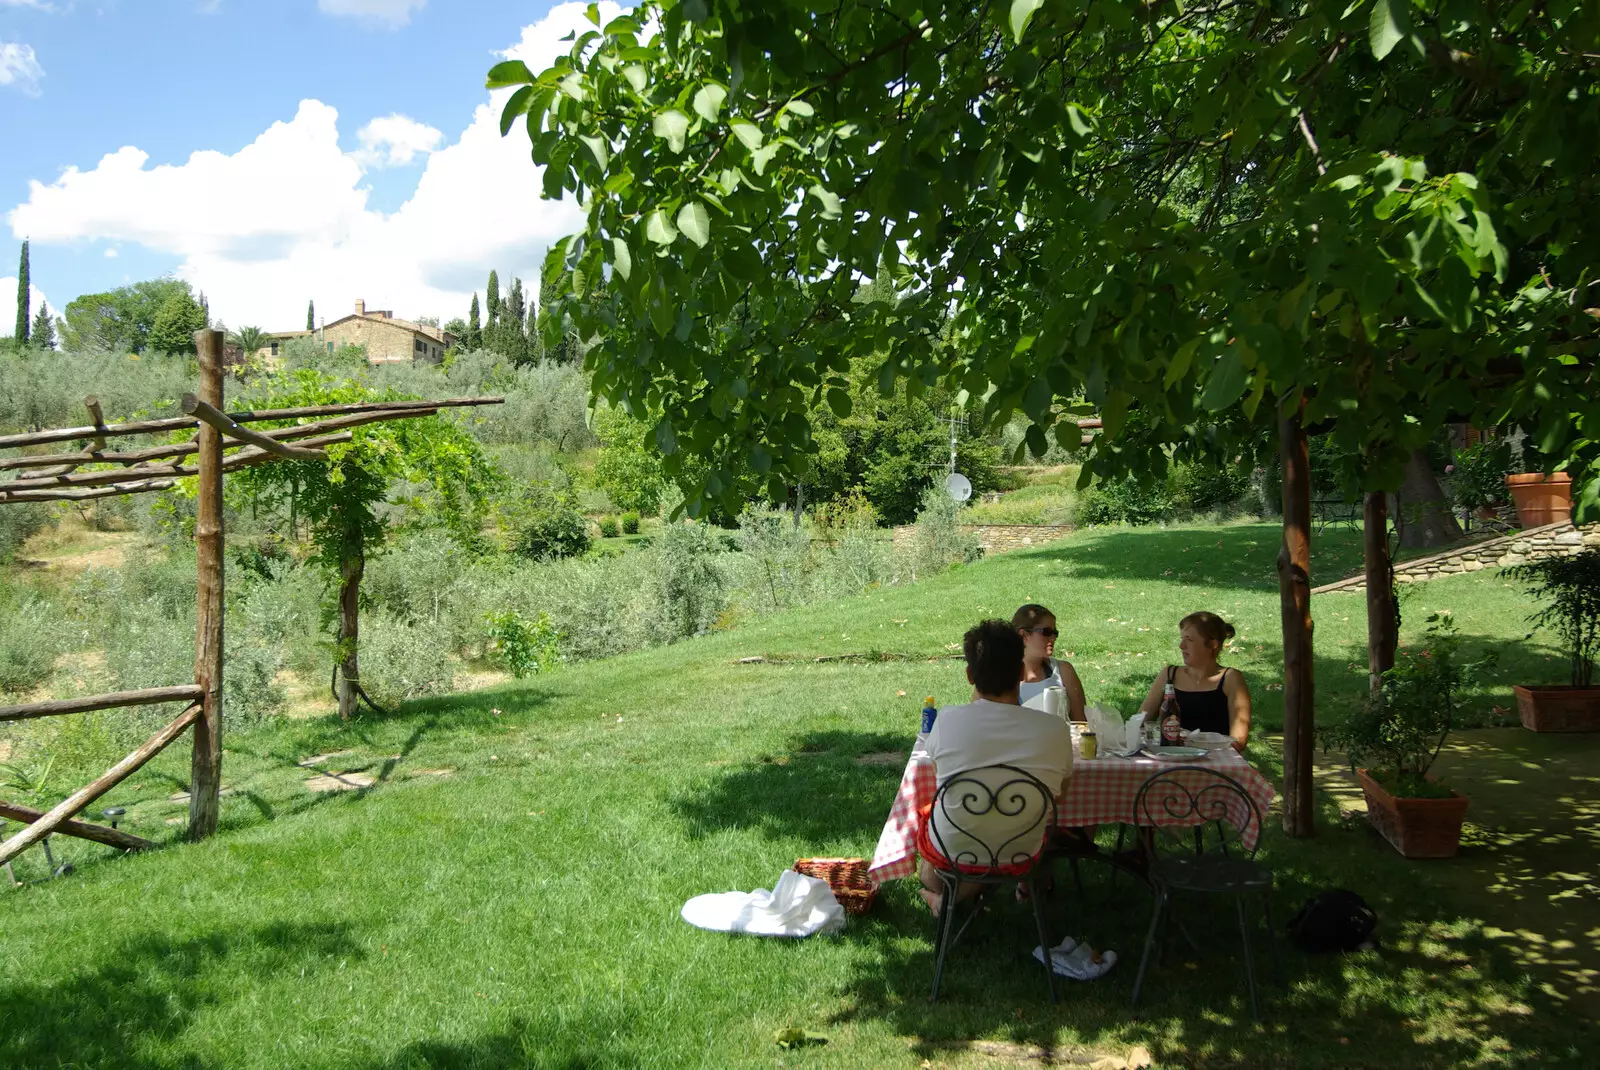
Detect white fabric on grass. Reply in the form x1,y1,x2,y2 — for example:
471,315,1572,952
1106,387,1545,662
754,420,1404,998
680,871,845,938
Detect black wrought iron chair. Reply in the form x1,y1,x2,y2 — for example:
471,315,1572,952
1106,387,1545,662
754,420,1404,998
925,764,1058,1003
1128,766,1283,1020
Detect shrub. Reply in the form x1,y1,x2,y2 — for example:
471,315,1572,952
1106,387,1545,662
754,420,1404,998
356,614,455,709
1171,462,1252,515
620,511,641,535
1075,477,1175,526
0,502,50,564
1447,439,1514,512
512,501,592,561
599,516,620,538
911,486,981,576
485,609,563,677
1321,615,1494,796
655,520,729,639
733,507,812,611
0,595,60,695
1508,549,1600,687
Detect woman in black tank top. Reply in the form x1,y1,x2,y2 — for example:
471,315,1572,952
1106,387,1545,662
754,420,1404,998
1137,611,1252,751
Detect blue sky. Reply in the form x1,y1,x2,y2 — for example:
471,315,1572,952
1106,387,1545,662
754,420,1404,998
1,0,614,334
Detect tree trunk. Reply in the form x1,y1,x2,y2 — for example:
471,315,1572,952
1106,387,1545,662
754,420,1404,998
1364,490,1398,702
1277,400,1315,838
337,546,364,720
189,329,225,842
1394,448,1462,549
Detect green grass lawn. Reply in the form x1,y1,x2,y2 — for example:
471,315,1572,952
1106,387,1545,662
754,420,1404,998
1,523,1590,1069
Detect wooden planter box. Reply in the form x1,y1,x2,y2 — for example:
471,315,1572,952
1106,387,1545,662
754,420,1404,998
1505,472,1572,527
1513,685,1600,733
1356,768,1469,859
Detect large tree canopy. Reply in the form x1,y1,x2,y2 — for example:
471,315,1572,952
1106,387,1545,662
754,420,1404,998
495,0,1598,518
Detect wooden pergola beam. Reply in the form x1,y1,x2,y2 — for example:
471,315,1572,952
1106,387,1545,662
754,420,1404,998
0,684,204,723
0,431,353,492
0,800,153,852
181,395,329,461
0,396,502,451
0,408,435,472
0,703,201,866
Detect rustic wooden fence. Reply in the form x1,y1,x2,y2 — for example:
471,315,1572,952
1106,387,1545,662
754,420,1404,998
0,329,501,868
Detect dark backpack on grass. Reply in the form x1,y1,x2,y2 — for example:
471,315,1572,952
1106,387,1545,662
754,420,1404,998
1288,889,1378,953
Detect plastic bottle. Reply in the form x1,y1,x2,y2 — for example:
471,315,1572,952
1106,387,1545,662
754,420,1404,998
921,696,938,735
1159,683,1183,745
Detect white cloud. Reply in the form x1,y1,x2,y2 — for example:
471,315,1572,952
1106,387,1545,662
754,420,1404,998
1,42,45,97
317,0,425,28
0,1,60,11
4,4,624,330
350,114,443,169
0,280,54,339
104,246,118,258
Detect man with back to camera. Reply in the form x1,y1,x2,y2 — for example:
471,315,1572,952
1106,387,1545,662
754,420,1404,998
916,619,1074,915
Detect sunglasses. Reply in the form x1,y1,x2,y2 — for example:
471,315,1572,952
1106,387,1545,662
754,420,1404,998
1024,627,1059,638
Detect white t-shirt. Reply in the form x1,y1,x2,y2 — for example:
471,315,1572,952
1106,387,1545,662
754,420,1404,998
1019,659,1071,708
925,698,1073,865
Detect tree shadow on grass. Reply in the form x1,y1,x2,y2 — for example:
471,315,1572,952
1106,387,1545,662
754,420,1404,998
833,821,1591,1069
669,729,911,844
1032,523,1364,592
360,1008,643,1070
0,920,364,1070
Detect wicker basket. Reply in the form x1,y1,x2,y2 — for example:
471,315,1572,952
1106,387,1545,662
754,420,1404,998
794,857,878,916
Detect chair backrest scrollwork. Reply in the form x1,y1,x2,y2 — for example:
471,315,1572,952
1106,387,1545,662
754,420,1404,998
929,763,1055,872
1132,767,1262,859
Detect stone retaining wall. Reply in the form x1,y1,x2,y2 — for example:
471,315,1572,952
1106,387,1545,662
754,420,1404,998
1313,520,1600,594
891,523,1073,554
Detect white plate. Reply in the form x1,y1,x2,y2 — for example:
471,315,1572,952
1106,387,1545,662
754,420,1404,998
1142,745,1209,762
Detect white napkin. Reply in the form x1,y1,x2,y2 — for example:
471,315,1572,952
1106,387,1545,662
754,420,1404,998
680,871,846,938
1032,936,1118,980
1123,712,1148,753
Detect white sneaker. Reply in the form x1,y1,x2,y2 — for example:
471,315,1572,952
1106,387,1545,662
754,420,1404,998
1033,937,1118,980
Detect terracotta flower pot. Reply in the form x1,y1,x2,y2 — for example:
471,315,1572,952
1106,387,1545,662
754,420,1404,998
1355,768,1469,859
1504,472,1572,527
1513,685,1600,733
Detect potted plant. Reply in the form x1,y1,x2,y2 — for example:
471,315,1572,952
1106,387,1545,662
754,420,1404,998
1505,471,1572,527
1322,615,1495,859
1447,440,1512,521
1506,549,1600,732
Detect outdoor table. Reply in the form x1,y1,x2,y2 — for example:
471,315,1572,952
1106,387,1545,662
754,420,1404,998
868,735,1278,882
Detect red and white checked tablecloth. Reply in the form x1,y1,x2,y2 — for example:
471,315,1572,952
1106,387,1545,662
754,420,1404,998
868,746,1277,881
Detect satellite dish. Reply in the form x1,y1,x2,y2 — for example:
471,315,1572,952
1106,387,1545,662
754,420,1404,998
945,473,973,502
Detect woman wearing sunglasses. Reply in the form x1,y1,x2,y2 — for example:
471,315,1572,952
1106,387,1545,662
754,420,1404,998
1012,603,1086,723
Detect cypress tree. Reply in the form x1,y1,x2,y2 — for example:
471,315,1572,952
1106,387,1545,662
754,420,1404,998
15,240,30,344
307,299,316,331
505,277,528,363
485,270,501,328
467,293,482,350
31,301,56,351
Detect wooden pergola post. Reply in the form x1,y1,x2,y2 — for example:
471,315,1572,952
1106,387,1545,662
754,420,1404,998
188,329,225,841
1363,490,1398,700
1277,397,1315,837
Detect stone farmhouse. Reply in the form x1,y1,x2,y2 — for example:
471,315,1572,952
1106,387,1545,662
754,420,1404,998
264,299,456,365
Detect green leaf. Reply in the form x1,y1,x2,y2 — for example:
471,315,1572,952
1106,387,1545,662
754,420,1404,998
677,202,711,248
1066,103,1093,139
611,237,632,281
485,60,534,89
623,64,649,93
751,142,781,176
1164,337,1199,388
585,2,601,25
652,109,691,153
783,99,814,118
500,85,534,136
645,210,678,245
578,133,609,169
1200,349,1249,412
693,84,727,124
729,119,764,151
653,417,678,456
1369,0,1410,61
1010,0,1044,43
809,184,842,220
827,388,852,419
